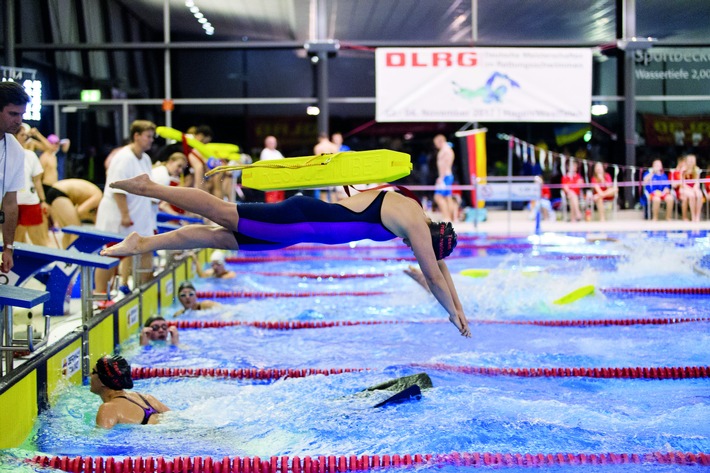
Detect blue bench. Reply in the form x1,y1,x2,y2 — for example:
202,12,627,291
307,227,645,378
3,241,119,319
0,284,51,373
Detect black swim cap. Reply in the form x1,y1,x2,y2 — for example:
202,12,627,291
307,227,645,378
178,281,196,293
95,355,133,390
429,221,457,260
144,316,166,328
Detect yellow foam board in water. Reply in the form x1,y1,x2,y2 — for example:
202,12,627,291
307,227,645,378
156,126,214,161
208,150,412,191
553,285,595,305
460,267,543,278
460,269,492,278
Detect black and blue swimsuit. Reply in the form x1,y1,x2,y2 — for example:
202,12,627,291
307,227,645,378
233,191,397,251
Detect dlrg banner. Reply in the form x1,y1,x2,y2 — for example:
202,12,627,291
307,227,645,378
376,48,592,123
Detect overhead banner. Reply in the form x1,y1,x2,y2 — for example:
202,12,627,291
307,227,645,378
376,48,592,123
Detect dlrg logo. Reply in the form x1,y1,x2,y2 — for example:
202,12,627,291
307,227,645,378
385,51,478,67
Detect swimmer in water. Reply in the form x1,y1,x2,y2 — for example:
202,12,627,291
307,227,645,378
90,355,170,428
100,174,470,337
173,280,220,317
140,316,180,346
191,250,236,279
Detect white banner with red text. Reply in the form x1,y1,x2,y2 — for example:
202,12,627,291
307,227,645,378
376,47,592,123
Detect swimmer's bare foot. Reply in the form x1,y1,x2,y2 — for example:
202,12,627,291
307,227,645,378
449,313,472,338
110,173,153,196
404,265,430,292
101,232,144,257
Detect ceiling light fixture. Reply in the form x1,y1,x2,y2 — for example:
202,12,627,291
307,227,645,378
185,2,214,36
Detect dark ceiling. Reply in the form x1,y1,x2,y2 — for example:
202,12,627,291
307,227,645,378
117,0,710,46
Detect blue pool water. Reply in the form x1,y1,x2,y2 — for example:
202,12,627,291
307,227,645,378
4,231,710,472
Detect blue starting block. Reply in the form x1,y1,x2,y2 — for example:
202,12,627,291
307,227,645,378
157,212,203,224
61,225,125,253
0,285,51,373
2,241,119,319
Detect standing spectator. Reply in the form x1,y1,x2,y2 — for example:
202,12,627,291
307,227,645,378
432,134,457,222
260,135,286,203
561,160,584,222
331,132,351,151
47,179,102,248
0,82,31,273
259,135,284,161
184,125,212,191
14,125,49,246
313,132,339,155
590,162,618,221
150,152,187,217
39,133,70,186
643,159,674,221
95,120,157,297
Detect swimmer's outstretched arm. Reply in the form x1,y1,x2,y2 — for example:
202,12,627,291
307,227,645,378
405,221,471,338
101,226,238,257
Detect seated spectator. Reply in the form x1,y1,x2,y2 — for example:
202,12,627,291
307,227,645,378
192,250,236,279
681,154,703,222
561,160,584,222
174,280,220,316
529,175,555,222
90,355,170,428
590,162,618,221
140,316,179,346
643,159,674,221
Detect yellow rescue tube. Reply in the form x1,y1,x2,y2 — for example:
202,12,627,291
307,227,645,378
156,126,241,162
553,285,595,305
207,150,412,191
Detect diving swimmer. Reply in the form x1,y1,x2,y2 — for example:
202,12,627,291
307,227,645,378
100,174,471,337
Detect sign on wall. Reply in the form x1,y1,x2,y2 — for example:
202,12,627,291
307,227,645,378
376,48,592,123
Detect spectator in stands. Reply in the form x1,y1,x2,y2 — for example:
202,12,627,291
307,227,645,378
184,125,213,192
191,250,236,279
90,355,170,428
140,315,179,346
173,280,220,316
681,154,703,222
150,152,188,217
561,160,584,222
643,159,674,221
331,132,351,151
590,162,618,221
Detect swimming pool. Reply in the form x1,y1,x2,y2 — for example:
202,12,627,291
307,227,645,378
4,231,710,472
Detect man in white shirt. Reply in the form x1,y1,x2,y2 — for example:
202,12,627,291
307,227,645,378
0,82,30,273
259,135,284,161
95,120,157,297
14,125,49,246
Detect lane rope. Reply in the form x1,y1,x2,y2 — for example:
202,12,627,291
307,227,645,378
195,290,386,299
169,317,710,331
131,364,709,381
239,271,392,279
30,450,710,472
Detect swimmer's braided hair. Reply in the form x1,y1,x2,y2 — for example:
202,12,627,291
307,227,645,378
95,355,133,391
429,221,457,260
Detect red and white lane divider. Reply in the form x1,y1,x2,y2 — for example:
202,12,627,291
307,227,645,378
169,317,709,331
30,450,710,472
131,364,709,381
195,290,386,299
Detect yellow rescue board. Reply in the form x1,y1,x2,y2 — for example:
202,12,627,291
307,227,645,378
155,126,240,161
553,285,595,305
209,150,412,191
460,267,543,278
